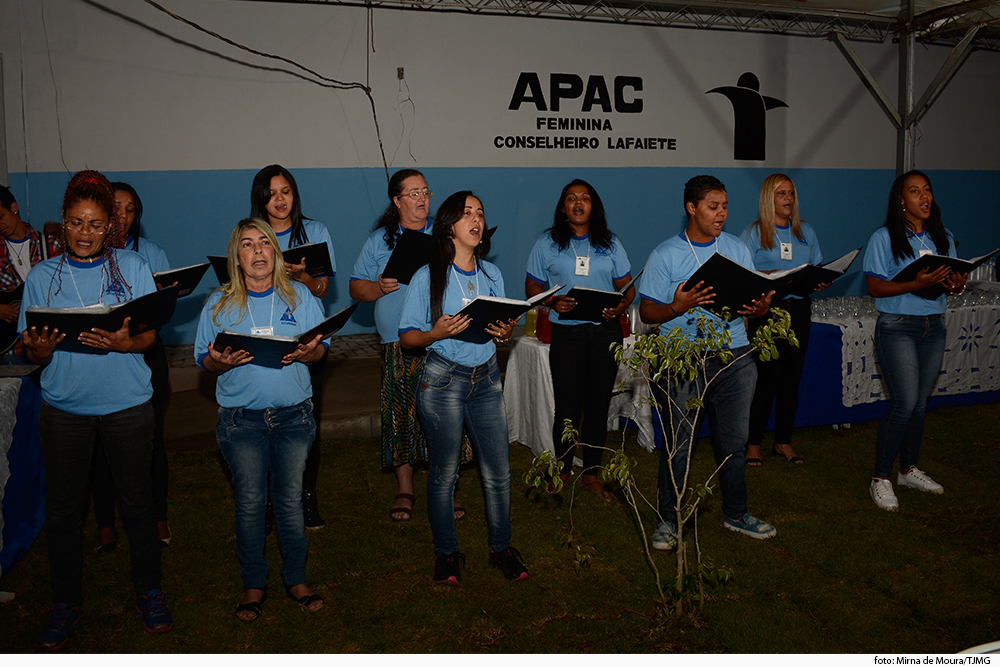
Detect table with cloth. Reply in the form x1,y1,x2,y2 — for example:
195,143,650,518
504,286,1000,456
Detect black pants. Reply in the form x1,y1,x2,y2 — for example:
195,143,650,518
303,350,328,493
746,297,812,448
92,335,169,527
41,401,161,606
549,319,623,474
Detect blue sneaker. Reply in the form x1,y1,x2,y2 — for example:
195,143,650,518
135,589,173,633
36,603,82,650
723,512,777,540
651,521,678,550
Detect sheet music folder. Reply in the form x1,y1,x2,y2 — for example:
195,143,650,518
208,242,334,284
451,285,562,344
566,270,644,323
153,263,210,297
213,301,359,369
25,285,181,355
891,249,999,299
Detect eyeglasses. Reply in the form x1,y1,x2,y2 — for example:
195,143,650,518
399,190,432,200
64,219,108,233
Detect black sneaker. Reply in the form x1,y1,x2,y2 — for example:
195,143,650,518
36,604,81,650
433,552,465,585
489,546,529,581
303,490,326,530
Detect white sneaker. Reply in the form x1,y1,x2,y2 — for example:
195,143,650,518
870,478,899,511
897,467,944,495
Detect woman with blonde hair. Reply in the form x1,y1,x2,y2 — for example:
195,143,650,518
741,174,827,466
195,217,327,619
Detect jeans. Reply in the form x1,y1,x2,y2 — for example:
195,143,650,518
39,401,161,606
654,348,756,525
746,297,812,447
417,350,511,555
217,400,315,590
873,313,946,479
549,320,623,474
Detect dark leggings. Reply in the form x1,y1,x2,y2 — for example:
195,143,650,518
92,336,168,527
549,319,623,475
303,350,328,493
746,297,812,448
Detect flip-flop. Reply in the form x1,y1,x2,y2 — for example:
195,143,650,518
746,457,764,467
235,588,267,621
389,493,415,522
285,588,323,612
453,501,466,521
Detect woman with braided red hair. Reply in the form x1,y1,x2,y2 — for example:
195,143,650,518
17,170,173,650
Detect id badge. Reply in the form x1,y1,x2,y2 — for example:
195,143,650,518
780,242,793,260
918,249,932,257
251,326,273,336
575,255,590,276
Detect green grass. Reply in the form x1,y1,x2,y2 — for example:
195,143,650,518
1,402,998,653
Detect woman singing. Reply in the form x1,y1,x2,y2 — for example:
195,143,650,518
19,170,171,649
349,169,471,522
863,170,966,511
398,191,526,585
525,179,633,501
251,165,335,529
741,174,827,466
195,218,327,618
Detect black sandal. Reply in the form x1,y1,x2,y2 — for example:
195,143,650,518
389,493,415,522
285,587,323,612
235,588,267,621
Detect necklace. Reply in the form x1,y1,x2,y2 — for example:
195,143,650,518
66,248,104,263
67,258,107,308
451,263,480,300
4,238,29,266
684,232,720,266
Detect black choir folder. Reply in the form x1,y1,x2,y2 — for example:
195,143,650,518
681,249,862,314
381,227,498,285
153,263,210,297
213,301,359,369
451,284,562,345
208,242,334,284
772,248,861,297
566,270,644,323
891,248,999,300
24,285,181,355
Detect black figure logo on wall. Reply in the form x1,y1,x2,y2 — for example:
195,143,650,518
707,72,787,161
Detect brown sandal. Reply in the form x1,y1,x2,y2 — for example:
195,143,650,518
581,475,615,504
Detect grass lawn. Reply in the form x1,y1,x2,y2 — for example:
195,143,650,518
1,402,998,653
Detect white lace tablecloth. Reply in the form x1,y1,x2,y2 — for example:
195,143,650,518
812,288,1000,407
504,335,656,456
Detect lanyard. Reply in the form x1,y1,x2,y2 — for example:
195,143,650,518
67,260,106,308
248,291,275,335
684,232,719,267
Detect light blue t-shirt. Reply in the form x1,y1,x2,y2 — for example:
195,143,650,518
349,221,433,344
741,222,822,300
525,233,631,326
275,219,336,308
17,251,156,415
398,261,505,367
194,282,327,410
638,231,754,348
128,236,170,275
863,226,957,316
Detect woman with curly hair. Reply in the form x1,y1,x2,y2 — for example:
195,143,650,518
18,170,171,649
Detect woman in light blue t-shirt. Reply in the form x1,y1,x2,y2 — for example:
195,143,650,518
399,191,526,586
862,170,967,512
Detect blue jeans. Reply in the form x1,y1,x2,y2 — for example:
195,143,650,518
217,400,315,590
654,348,756,524
39,401,160,606
417,350,511,555
873,313,946,479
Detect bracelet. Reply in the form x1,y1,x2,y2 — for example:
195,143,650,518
668,303,680,317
